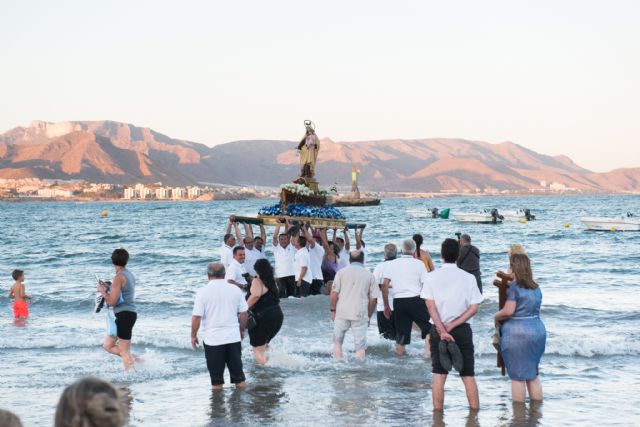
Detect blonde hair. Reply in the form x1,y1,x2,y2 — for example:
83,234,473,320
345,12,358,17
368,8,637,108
509,253,538,290
0,409,23,427
55,377,128,427
508,244,526,257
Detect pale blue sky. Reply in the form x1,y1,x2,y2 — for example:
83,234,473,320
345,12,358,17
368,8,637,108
1,0,638,172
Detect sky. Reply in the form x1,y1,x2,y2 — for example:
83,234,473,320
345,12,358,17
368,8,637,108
1,0,638,172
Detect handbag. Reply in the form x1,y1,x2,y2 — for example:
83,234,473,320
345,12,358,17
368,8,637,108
492,327,501,351
246,310,257,331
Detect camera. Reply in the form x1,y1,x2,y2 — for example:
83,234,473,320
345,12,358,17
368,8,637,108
455,232,461,241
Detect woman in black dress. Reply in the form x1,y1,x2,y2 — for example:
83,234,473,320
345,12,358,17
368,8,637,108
246,259,284,364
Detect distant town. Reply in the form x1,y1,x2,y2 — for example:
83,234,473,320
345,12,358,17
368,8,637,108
0,178,274,201
0,177,588,202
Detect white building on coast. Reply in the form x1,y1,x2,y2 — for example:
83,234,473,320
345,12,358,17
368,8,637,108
156,187,169,199
37,188,73,198
187,186,201,199
139,187,152,199
172,187,185,199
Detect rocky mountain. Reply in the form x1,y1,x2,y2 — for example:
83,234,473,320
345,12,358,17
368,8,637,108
1,120,638,192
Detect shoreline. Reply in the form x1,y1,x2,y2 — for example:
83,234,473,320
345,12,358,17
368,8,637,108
0,191,638,203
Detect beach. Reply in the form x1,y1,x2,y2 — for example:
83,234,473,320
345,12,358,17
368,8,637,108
1,195,639,426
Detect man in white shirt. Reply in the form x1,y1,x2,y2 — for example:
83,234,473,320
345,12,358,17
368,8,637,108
234,223,267,277
242,236,266,277
330,250,378,361
220,218,241,269
291,234,313,298
303,225,325,295
225,247,250,290
272,221,296,298
422,238,483,411
332,228,349,270
191,263,248,391
382,239,431,357
354,225,367,266
373,243,397,340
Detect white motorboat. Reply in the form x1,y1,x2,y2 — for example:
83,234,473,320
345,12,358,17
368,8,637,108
581,213,640,231
406,207,450,219
502,209,536,221
406,209,431,218
453,209,503,224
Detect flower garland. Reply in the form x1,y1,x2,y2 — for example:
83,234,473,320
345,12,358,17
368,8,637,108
280,183,314,196
259,202,345,219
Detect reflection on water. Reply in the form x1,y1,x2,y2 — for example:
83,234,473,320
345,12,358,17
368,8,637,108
207,375,286,425
509,401,543,427
433,409,481,427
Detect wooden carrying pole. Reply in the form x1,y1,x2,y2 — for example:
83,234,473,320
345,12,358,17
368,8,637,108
493,271,512,376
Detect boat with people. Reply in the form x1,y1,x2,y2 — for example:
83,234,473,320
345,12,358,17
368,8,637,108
501,209,536,221
453,209,504,224
580,212,639,231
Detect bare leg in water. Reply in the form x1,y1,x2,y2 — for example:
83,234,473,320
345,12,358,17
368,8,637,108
253,345,268,365
423,334,431,358
103,336,142,362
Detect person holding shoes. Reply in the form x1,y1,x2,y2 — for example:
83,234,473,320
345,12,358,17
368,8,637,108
422,238,483,411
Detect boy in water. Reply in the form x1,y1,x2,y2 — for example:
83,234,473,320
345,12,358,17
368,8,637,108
9,269,31,319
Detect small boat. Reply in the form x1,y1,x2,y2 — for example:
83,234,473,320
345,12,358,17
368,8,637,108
405,207,450,219
431,207,450,219
454,209,504,224
331,196,380,207
406,209,431,218
502,209,536,221
581,213,640,231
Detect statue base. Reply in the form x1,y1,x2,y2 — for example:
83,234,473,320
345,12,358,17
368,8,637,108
296,177,319,192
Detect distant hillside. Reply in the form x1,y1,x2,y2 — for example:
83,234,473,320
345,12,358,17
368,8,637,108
1,120,638,192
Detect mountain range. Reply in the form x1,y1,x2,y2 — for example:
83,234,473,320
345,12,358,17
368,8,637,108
1,120,638,192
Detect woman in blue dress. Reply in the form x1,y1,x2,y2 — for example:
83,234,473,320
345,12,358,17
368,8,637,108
494,253,546,402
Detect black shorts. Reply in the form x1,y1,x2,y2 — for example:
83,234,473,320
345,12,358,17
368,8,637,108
377,311,396,341
297,280,311,298
249,306,284,347
203,341,245,385
310,279,324,295
115,310,137,340
276,276,296,298
393,296,430,345
430,323,475,376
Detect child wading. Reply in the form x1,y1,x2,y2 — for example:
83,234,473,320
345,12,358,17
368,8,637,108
9,269,31,321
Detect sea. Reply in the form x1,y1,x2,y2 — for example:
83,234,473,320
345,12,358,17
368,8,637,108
1,195,639,427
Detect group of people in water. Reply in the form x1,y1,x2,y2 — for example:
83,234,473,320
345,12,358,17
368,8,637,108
4,216,546,424
186,216,547,410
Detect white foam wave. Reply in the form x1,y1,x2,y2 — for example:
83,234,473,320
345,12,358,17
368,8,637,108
474,333,640,357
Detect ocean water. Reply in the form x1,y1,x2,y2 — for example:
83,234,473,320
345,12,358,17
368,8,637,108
1,195,639,427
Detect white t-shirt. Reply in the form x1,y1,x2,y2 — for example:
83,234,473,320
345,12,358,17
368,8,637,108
338,248,349,270
225,259,248,287
244,247,266,277
220,245,234,268
273,244,295,278
192,279,248,346
308,243,325,281
373,260,394,311
421,263,484,324
383,255,428,299
293,247,313,283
